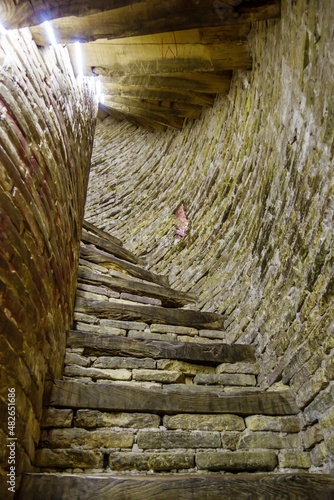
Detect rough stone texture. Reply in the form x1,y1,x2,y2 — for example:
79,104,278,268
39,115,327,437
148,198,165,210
221,431,299,451
132,369,184,383
302,423,324,450
40,428,133,449
196,451,277,471
157,360,215,375
35,449,102,469
245,415,301,433
216,363,260,375
85,0,334,471
278,451,312,470
64,365,131,381
40,409,73,429
0,28,96,492
108,452,195,471
194,374,256,386
93,357,156,370
137,430,221,449
75,410,160,429
164,414,245,431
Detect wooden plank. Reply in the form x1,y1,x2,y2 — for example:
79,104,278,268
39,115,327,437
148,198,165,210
80,244,170,287
81,228,144,266
27,1,280,43
101,86,215,106
74,297,226,330
49,380,299,415
101,96,202,120
102,101,185,130
100,72,232,94
77,268,196,307
19,473,334,500
82,219,123,246
67,330,255,365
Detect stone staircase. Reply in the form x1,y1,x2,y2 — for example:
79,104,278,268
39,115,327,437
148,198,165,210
18,222,334,499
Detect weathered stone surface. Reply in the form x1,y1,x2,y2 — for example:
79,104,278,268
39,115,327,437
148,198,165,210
41,409,73,429
132,369,185,383
221,431,300,450
164,414,245,431
128,330,177,341
64,365,131,381
137,430,221,449
93,357,156,369
216,362,260,375
199,330,225,339
278,451,311,469
151,324,198,336
40,428,134,449
64,352,90,367
310,441,328,468
177,335,219,344
302,423,324,450
75,322,126,336
100,319,148,330
157,359,215,375
194,374,256,386
304,383,334,424
109,452,194,471
245,415,301,433
35,449,102,468
296,368,329,408
75,410,160,429
196,451,277,471
73,312,99,324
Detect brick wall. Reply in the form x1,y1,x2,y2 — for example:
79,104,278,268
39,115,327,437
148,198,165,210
86,0,334,472
0,29,96,494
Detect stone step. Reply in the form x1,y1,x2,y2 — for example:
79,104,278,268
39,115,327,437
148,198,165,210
75,297,226,330
82,219,123,247
67,331,255,365
77,267,197,308
80,244,169,287
81,228,145,266
19,472,334,500
47,380,299,416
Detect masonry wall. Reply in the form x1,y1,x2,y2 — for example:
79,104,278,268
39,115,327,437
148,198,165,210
86,0,334,472
0,29,96,494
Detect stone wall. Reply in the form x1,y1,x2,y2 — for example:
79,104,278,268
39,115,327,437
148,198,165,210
86,0,334,472
0,29,96,495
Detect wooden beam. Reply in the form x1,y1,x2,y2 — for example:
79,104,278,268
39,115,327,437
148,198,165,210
101,97,202,120
19,473,334,500
100,72,232,94
83,219,123,246
80,244,170,287
74,297,226,330
102,101,185,130
26,1,280,43
67,330,255,365
77,268,197,307
48,380,299,415
81,228,144,266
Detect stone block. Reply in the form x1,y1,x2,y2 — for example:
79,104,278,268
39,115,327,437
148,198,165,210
245,415,301,433
93,357,156,369
64,352,90,367
164,414,245,431
278,451,311,469
310,441,328,467
157,359,215,375
221,431,299,450
196,450,277,471
304,382,334,424
40,428,134,449
128,330,177,341
132,369,184,383
109,452,195,471
100,319,148,330
295,368,328,408
151,324,198,336
73,312,99,324
177,335,218,344
199,330,225,339
137,430,221,449
194,374,256,386
64,364,131,381
302,423,324,450
75,410,160,429
41,409,73,428
216,362,260,375
35,449,102,468
75,322,126,336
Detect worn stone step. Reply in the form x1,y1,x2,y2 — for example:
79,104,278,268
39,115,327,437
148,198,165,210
47,380,299,416
67,331,255,365
75,297,226,330
82,219,123,247
81,228,144,266
19,473,334,500
80,244,169,287
77,268,197,308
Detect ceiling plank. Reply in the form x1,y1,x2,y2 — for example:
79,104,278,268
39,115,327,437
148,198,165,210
26,1,279,44
102,101,185,130
101,86,215,106
99,72,232,94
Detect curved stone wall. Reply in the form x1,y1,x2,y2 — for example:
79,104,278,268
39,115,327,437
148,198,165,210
86,0,334,472
0,29,96,493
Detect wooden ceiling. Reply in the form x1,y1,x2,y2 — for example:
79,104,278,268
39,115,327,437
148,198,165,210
1,0,280,131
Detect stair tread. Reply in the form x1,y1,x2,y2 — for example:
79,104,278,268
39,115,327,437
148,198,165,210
19,473,334,500
48,380,299,415
67,330,255,365
77,267,197,307
75,297,225,330
83,219,123,247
